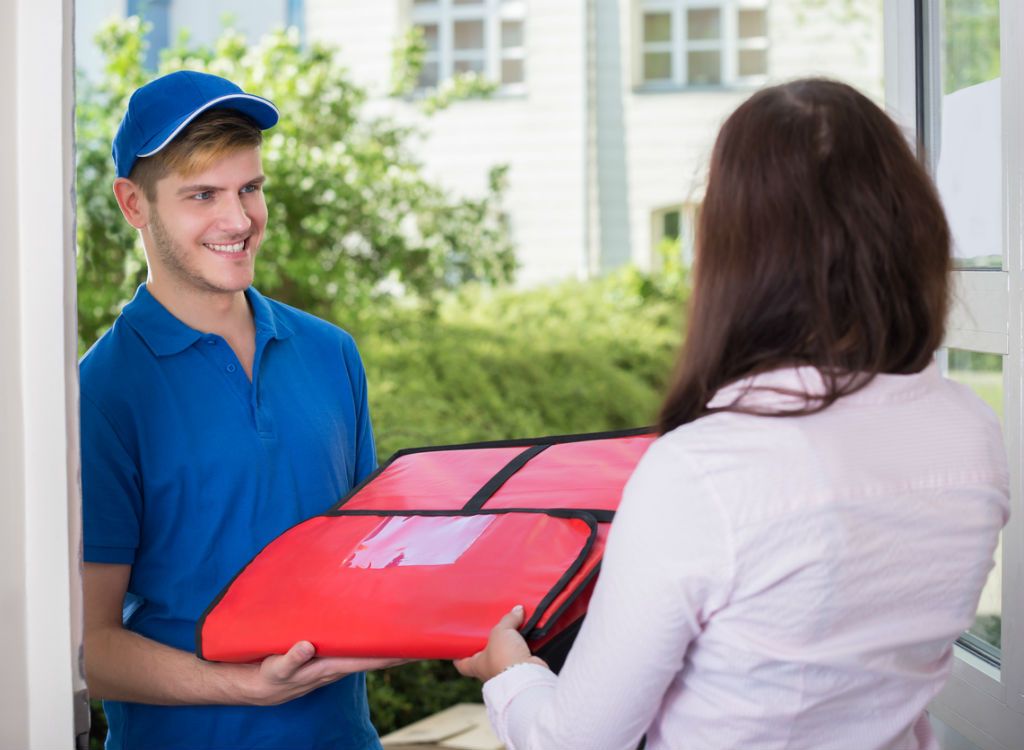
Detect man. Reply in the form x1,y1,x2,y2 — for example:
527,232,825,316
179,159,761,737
81,70,394,750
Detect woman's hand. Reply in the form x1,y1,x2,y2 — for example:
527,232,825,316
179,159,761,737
454,605,548,682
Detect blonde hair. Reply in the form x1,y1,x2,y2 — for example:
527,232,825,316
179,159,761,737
128,109,264,200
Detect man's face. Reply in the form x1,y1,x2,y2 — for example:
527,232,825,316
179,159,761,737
145,147,267,296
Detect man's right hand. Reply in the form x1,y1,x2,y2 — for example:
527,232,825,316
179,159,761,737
245,641,406,706
85,562,407,706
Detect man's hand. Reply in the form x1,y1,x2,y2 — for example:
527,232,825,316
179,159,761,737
454,606,548,683
84,562,406,705
244,641,406,706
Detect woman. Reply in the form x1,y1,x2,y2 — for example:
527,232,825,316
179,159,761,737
454,79,1009,750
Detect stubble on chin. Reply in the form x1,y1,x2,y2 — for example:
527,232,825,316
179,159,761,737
148,209,252,295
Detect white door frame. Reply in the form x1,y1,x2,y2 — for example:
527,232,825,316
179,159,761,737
0,0,86,747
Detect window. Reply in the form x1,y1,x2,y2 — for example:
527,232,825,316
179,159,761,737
411,0,526,91
639,0,769,88
651,204,698,265
943,349,1004,666
893,0,1024,744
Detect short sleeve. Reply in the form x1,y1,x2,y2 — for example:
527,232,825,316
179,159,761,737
81,393,142,564
342,335,377,484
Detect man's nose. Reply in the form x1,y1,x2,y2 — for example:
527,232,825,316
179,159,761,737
217,195,252,235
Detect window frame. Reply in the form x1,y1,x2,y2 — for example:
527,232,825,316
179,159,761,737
410,0,527,93
636,0,769,90
884,0,1024,746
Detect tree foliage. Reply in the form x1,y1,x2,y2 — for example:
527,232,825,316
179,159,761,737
76,19,516,349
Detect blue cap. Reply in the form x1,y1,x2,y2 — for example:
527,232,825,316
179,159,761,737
112,70,279,178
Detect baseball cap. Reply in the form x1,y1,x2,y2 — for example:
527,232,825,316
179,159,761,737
112,70,279,178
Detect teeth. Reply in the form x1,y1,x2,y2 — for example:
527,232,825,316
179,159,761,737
205,240,246,253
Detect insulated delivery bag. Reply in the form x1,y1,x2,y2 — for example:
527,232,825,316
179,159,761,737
197,428,656,664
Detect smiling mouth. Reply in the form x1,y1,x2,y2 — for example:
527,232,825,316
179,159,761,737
203,237,250,255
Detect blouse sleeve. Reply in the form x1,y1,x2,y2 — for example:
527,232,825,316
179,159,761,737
482,436,735,750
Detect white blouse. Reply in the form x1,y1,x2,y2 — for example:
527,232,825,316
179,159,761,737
483,364,1009,750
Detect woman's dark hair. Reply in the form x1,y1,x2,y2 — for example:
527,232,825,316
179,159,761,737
658,78,951,434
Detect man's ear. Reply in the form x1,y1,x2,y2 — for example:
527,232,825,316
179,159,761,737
112,178,151,229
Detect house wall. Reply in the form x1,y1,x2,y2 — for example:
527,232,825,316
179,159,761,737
307,0,590,285
307,0,883,283
616,0,885,269
169,0,286,50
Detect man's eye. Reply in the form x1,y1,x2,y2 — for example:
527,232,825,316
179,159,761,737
192,191,213,201
240,184,261,195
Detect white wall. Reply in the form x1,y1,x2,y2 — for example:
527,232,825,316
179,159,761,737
169,0,287,49
617,0,885,269
307,0,590,285
1,0,83,747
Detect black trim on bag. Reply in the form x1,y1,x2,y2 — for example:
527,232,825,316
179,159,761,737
462,444,550,511
390,425,654,457
526,562,602,640
334,425,653,511
196,507,600,661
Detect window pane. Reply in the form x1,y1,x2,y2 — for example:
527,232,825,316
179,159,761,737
454,58,485,75
687,9,720,41
644,12,671,44
417,61,439,88
662,210,681,240
935,0,1002,269
502,20,523,49
687,50,721,85
417,23,439,54
644,52,672,82
502,58,524,84
946,348,1003,661
454,20,484,51
739,49,767,77
739,9,767,39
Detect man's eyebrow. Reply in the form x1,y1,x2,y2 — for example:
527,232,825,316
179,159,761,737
176,175,267,195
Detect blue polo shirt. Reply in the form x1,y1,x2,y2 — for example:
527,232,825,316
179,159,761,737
81,285,381,750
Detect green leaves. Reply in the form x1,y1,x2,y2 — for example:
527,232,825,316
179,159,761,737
76,19,515,350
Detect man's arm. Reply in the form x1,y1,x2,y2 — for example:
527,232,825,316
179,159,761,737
84,562,400,705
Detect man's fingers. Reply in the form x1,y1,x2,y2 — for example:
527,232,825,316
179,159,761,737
263,641,316,681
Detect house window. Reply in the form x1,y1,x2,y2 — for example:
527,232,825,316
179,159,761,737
651,204,698,265
411,0,526,91
639,1,769,88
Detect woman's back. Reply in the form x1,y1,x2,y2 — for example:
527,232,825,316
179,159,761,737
638,364,1008,749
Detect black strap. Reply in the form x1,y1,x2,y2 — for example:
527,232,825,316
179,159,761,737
463,444,550,510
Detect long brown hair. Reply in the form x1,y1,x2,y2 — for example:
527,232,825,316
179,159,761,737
658,79,950,434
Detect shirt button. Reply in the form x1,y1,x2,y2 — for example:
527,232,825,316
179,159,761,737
226,364,237,373
206,338,216,345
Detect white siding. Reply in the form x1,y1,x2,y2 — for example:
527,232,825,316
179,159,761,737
168,0,286,49
618,0,885,269
308,0,589,285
